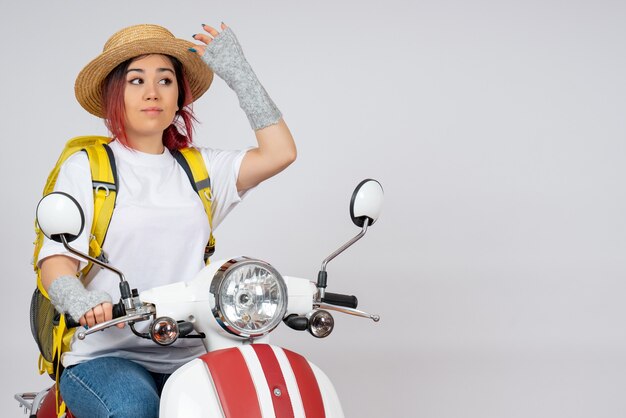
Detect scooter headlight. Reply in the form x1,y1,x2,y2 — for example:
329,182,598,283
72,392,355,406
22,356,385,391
211,257,287,338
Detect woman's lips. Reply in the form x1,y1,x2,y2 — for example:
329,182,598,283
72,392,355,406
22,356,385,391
141,107,163,115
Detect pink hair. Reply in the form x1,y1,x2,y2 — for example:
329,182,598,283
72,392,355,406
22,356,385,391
101,55,197,151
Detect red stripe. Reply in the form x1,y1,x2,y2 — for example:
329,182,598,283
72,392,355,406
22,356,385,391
284,348,326,418
200,348,262,418
252,344,295,418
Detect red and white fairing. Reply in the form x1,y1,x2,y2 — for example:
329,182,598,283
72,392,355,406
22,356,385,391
160,344,343,418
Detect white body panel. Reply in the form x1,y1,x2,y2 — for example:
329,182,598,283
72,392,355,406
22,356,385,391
283,275,318,316
310,362,344,418
160,359,224,418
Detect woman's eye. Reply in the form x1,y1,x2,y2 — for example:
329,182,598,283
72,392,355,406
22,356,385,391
159,78,173,85
128,78,143,85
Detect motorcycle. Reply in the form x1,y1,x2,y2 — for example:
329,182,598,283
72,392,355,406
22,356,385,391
16,179,383,418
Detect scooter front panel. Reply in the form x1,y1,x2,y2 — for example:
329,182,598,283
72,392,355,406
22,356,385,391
282,348,326,418
245,345,299,417
199,345,342,418
159,358,226,418
307,361,345,418
161,344,344,418
202,345,264,418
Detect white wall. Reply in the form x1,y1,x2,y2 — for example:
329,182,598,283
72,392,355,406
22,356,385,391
2,1,626,417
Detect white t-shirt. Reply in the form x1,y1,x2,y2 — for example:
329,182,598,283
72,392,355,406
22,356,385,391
38,140,248,373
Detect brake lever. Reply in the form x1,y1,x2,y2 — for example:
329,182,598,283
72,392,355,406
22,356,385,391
77,306,156,340
315,302,380,322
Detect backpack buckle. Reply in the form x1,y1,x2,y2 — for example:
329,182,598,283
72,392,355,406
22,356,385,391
96,251,109,264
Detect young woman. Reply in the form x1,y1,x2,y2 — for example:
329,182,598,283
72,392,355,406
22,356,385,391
37,22,296,417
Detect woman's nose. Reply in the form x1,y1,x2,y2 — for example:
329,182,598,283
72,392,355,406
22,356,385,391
143,82,160,100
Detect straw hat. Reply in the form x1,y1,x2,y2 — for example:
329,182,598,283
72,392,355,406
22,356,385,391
75,24,213,118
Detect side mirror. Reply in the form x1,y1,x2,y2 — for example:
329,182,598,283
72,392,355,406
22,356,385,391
350,179,384,227
315,179,384,321
317,179,384,298
36,192,85,243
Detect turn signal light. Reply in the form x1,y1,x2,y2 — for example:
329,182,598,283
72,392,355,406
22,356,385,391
308,310,334,338
150,317,179,346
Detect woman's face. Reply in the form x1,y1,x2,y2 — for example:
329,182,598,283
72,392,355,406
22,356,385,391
123,54,179,143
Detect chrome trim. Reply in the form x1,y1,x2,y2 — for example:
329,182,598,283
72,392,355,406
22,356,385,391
211,257,288,338
60,234,126,283
320,218,369,273
318,218,370,300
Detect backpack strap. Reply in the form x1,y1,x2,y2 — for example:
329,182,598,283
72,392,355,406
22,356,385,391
81,143,118,276
33,136,114,295
171,147,215,263
30,136,116,415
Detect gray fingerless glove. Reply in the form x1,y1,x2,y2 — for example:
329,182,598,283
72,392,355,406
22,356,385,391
202,27,282,130
48,275,112,321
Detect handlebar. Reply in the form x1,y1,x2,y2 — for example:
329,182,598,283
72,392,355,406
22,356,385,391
321,292,358,309
64,301,127,328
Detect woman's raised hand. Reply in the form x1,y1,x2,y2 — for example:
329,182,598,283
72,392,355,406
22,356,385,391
189,22,229,56
187,21,295,191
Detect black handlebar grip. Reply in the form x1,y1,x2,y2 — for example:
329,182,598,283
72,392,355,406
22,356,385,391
63,301,126,328
322,292,359,309
112,302,126,319
64,314,80,328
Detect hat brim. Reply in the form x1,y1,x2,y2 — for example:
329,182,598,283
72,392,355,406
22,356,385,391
75,38,213,118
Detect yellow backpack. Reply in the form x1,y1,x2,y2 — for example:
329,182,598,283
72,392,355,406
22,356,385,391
30,136,215,405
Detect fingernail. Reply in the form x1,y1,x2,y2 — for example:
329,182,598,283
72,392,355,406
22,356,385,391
188,48,197,53
192,34,197,38
202,23,207,27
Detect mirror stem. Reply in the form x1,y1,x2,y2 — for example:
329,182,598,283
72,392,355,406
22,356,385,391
60,234,127,282
60,234,133,306
320,219,370,272
317,219,370,299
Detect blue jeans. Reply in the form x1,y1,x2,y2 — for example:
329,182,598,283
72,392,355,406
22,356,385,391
59,357,170,418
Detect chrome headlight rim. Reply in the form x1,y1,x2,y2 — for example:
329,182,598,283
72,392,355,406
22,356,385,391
211,257,288,339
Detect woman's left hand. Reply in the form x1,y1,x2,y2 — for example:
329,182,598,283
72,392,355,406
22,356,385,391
189,22,228,57
189,21,297,192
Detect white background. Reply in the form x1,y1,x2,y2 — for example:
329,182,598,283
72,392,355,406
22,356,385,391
2,1,626,417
